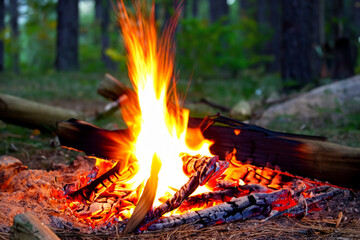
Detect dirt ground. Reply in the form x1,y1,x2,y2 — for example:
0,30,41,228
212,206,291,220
0,149,360,240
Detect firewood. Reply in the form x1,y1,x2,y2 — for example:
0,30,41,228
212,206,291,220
123,154,161,234
202,116,360,189
144,189,286,231
56,119,132,161
10,212,60,240
57,117,360,189
142,156,219,227
143,186,345,232
97,73,132,101
0,93,83,130
0,156,27,189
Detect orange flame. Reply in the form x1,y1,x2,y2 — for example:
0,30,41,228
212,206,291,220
116,0,212,205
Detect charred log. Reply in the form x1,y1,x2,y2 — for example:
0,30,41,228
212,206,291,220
142,156,222,227
57,119,132,162
202,116,360,189
56,116,360,189
65,160,136,203
144,189,286,231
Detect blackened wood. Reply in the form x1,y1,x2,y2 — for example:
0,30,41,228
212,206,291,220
56,116,360,189
66,160,134,203
142,156,218,229
145,189,288,231
203,116,360,189
55,0,79,71
56,119,132,161
266,186,345,219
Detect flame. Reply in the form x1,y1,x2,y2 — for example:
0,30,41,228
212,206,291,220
116,0,212,205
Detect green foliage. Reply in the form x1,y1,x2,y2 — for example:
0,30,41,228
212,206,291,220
21,0,57,72
176,16,272,79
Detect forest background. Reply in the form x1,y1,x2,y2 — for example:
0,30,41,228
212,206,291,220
1,0,360,159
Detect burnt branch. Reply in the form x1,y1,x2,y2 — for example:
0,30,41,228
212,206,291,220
144,189,289,231
66,161,136,203
142,155,226,228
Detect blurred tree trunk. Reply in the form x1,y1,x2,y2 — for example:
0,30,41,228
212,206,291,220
192,0,199,17
0,0,4,72
10,0,19,73
328,0,357,79
239,0,252,10
256,0,281,73
239,0,255,17
55,0,79,71
95,0,116,71
353,0,360,68
209,0,228,23
281,0,320,90
353,0,360,28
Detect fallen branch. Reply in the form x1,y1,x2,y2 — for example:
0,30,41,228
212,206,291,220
0,93,83,130
97,73,130,101
143,189,288,231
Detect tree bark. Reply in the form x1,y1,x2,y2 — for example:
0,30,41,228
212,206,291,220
9,0,19,73
209,0,229,23
257,0,281,73
0,0,4,72
352,0,360,69
55,0,79,71
281,0,320,89
192,0,199,17
0,94,83,130
95,0,116,71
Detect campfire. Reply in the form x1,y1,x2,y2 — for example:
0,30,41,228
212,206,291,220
2,0,360,238
53,0,359,234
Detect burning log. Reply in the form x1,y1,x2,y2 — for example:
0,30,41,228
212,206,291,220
56,117,360,189
142,186,346,232
143,189,278,231
56,119,133,161
65,160,135,203
202,116,360,189
0,93,83,130
142,156,225,226
10,212,60,240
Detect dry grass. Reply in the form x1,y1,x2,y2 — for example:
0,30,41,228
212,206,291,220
50,217,360,240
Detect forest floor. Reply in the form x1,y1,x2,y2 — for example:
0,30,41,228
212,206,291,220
1,72,360,239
